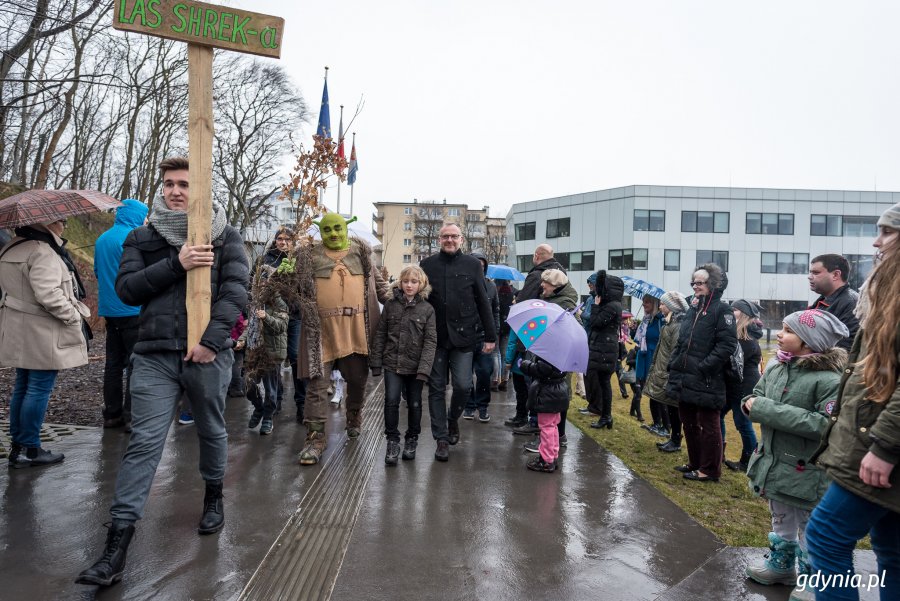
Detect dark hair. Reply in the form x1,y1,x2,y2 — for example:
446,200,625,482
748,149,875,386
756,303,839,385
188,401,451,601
158,157,189,180
811,254,850,282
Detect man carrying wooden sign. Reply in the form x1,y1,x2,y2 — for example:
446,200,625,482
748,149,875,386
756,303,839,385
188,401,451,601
76,0,280,588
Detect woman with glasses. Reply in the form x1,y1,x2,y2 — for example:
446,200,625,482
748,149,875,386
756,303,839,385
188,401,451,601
1,217,90,468
665,263,738,482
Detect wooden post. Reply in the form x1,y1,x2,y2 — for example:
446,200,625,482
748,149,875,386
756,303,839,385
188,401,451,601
112,0,284,349
187,43,214,349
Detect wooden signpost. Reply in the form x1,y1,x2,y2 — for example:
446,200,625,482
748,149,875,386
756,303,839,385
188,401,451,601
113,0,284,349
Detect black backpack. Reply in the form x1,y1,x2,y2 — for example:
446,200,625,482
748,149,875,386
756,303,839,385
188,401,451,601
726,341,745,382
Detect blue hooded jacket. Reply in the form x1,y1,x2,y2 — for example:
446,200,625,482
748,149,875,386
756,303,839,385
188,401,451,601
94,199,148,317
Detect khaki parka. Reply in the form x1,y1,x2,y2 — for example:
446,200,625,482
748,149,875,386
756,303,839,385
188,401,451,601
644,312,685,407
815,330,900,513
0,237,89,370
745,348,846,511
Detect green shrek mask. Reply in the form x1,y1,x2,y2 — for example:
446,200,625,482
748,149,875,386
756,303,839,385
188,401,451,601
314,213,358,251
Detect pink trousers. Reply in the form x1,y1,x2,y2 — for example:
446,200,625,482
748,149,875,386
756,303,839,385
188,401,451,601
537,412,561,464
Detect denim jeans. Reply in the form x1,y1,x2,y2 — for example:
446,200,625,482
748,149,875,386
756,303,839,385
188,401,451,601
383,370,423,441
110,349,232,523
428,347,473,441
722,377,758,458
465,346,494,411
9,368,58,448
248,367,280,418
806,482,900,600
102,315,140,421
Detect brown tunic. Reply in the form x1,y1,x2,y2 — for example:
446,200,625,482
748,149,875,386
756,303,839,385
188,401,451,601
316,248,368,363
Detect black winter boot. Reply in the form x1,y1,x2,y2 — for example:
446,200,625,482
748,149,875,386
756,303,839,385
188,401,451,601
7,442,22,467
75,522,136,586
198,480,224,534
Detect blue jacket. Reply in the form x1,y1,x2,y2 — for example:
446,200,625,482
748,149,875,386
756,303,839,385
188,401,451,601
94,199,148,317
635,311,664,381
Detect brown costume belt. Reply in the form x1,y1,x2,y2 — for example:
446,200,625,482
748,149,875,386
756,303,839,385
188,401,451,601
319,305,363,318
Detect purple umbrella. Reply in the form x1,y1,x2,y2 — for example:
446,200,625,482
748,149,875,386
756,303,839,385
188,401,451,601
507,299,589,373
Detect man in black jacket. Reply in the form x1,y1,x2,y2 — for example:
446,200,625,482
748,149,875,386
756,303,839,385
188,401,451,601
77,157,249,588
517,244,565,302
808,254,859,350
420,224,497,461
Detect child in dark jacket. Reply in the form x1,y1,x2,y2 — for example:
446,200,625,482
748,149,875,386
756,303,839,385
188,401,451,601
519,353,569,473
237,267,288,436
370,265,437,465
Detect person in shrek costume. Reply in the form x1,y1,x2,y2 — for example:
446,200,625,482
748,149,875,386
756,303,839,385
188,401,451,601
294,212,390,465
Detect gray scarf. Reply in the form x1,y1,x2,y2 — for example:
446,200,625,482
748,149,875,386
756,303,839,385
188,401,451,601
149,195,227,247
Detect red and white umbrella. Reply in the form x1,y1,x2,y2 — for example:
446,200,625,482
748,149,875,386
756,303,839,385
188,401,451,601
0,189,122,230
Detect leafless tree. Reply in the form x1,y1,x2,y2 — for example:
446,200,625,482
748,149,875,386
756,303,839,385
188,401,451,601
413,205,444,260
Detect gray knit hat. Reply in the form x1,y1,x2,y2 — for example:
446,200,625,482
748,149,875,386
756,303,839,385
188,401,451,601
660,290,689,314
541,268,568,288
783,309,849,353
731,299,761,318
877,202,900,229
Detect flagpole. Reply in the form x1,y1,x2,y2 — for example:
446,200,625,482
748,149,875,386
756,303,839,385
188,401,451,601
336,105,344,214
350,131,355,216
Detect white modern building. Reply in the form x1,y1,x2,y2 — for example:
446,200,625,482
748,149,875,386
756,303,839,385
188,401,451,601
509,185,896,323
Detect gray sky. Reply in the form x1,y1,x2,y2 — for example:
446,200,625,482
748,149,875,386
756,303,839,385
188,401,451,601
242,0,900,225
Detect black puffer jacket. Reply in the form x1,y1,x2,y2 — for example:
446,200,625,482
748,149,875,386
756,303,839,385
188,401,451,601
517,257,566,302
420,250,496,350
520,353,570,414
587,270,624,373
666,264,737,410
116,225,249,354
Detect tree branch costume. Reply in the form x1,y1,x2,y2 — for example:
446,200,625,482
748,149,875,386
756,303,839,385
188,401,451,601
295,214,390,465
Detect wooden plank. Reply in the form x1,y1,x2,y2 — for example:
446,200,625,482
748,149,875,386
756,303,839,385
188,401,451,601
113,0,283,59
186,43,213,350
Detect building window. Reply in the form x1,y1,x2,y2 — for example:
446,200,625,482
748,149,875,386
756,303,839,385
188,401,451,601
546,218,570,238
403,239,411,247
761,252,808,274
664,249,680,271
517,255,532,272
403,254,412,263
810,214,842,236
846,254,875,291
448,208,460,217
682,211,729,233
515,222,536,241
746,213,794,235
609,249,648,270
403,222,412,231
696,250,729,271
404,207,412,215
553,252,594,271
843,216,878,237
633,209,665,231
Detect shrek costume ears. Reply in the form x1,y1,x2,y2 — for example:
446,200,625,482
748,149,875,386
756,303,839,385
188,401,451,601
314,213,358,251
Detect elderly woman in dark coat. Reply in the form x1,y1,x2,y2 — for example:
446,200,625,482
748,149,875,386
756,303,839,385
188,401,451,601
666,263,737,482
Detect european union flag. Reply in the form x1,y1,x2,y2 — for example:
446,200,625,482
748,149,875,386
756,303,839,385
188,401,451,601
316,78,331,139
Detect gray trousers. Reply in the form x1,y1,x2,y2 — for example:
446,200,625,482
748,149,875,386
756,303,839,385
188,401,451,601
110,349,232,523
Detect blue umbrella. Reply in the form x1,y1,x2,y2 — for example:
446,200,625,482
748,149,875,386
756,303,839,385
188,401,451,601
620,275,665,299
487,264,526,281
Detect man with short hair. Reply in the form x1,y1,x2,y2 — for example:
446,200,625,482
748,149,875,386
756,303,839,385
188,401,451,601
808,253,859,350
517,243,565,302
420,223,497,461
94,198,148,433
77,157,249,587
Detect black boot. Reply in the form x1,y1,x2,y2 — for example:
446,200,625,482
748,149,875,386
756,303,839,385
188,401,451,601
725,450,751,472
198,480,224,535
75,522,136,586
630,397,644,422
7,442,22,468
447,419,460,445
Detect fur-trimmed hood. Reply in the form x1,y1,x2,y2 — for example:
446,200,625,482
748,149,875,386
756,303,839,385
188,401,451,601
390,280,432,301
694,262,727,300
792,347,848,373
